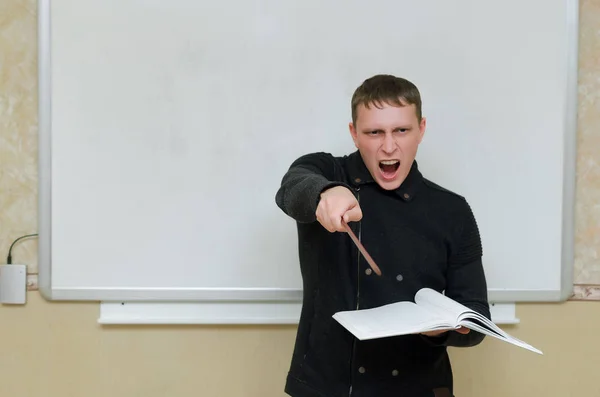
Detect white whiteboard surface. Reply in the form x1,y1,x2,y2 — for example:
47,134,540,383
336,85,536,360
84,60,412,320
38,0,578,312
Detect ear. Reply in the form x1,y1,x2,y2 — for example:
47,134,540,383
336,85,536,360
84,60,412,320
417,117,426,144
349,122,359,148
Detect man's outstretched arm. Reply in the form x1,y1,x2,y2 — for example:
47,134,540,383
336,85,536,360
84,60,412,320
275,152,350,224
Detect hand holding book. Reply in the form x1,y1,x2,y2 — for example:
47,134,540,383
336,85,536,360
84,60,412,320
421,326,470,337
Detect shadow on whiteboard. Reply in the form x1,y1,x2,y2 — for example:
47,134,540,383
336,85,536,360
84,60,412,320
98,301,519,326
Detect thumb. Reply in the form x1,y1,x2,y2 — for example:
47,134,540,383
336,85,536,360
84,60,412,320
345,205,363,222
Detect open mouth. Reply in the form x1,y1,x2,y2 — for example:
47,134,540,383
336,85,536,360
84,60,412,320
379,160,400,180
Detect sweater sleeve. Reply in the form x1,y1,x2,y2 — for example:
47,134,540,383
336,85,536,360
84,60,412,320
275,152,351,223
422,199,491,348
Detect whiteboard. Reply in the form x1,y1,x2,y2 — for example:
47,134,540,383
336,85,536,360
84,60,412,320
38,0,578,319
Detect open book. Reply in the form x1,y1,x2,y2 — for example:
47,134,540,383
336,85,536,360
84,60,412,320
332,288,542,355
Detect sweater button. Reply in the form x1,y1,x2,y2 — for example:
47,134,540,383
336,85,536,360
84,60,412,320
392,369,399,376
365,268,372,275
403,193,410,199
396,274,404,281
358,366,366,374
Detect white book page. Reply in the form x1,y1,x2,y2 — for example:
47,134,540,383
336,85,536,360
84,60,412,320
464,321,543,355
332,300,452,340
456,307,529,347
457,310,509,337
417,290,518,341
414,288,472,324
413,289,544,355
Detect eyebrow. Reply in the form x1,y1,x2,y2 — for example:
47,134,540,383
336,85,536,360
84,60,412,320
362,125,413,132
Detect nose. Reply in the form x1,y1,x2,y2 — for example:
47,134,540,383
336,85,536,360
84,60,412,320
382,132,396,154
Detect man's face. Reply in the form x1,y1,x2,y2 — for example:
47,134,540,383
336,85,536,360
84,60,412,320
349,101,426,190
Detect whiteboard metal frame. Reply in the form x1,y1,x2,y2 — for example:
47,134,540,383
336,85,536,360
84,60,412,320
556,0,579,302
37,0,578,304
38,0,53,299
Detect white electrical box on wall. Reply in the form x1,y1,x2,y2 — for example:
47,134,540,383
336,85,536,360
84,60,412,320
0,264,27,304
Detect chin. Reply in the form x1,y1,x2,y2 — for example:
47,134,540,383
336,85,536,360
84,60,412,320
373,175,404,190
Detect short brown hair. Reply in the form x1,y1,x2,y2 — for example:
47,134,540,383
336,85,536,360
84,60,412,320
351,74,422,125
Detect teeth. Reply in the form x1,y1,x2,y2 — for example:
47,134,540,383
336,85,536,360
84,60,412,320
380,160,399,165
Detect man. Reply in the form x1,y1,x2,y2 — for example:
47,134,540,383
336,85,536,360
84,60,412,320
275,74,490,397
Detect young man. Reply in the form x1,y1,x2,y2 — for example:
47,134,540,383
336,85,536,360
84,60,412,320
275,74,490,397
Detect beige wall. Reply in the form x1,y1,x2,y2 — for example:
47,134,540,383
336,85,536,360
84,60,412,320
1,1,599,396
574,0,600,289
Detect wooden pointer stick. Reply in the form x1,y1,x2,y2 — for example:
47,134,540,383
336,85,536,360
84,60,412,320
342,220,382,276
